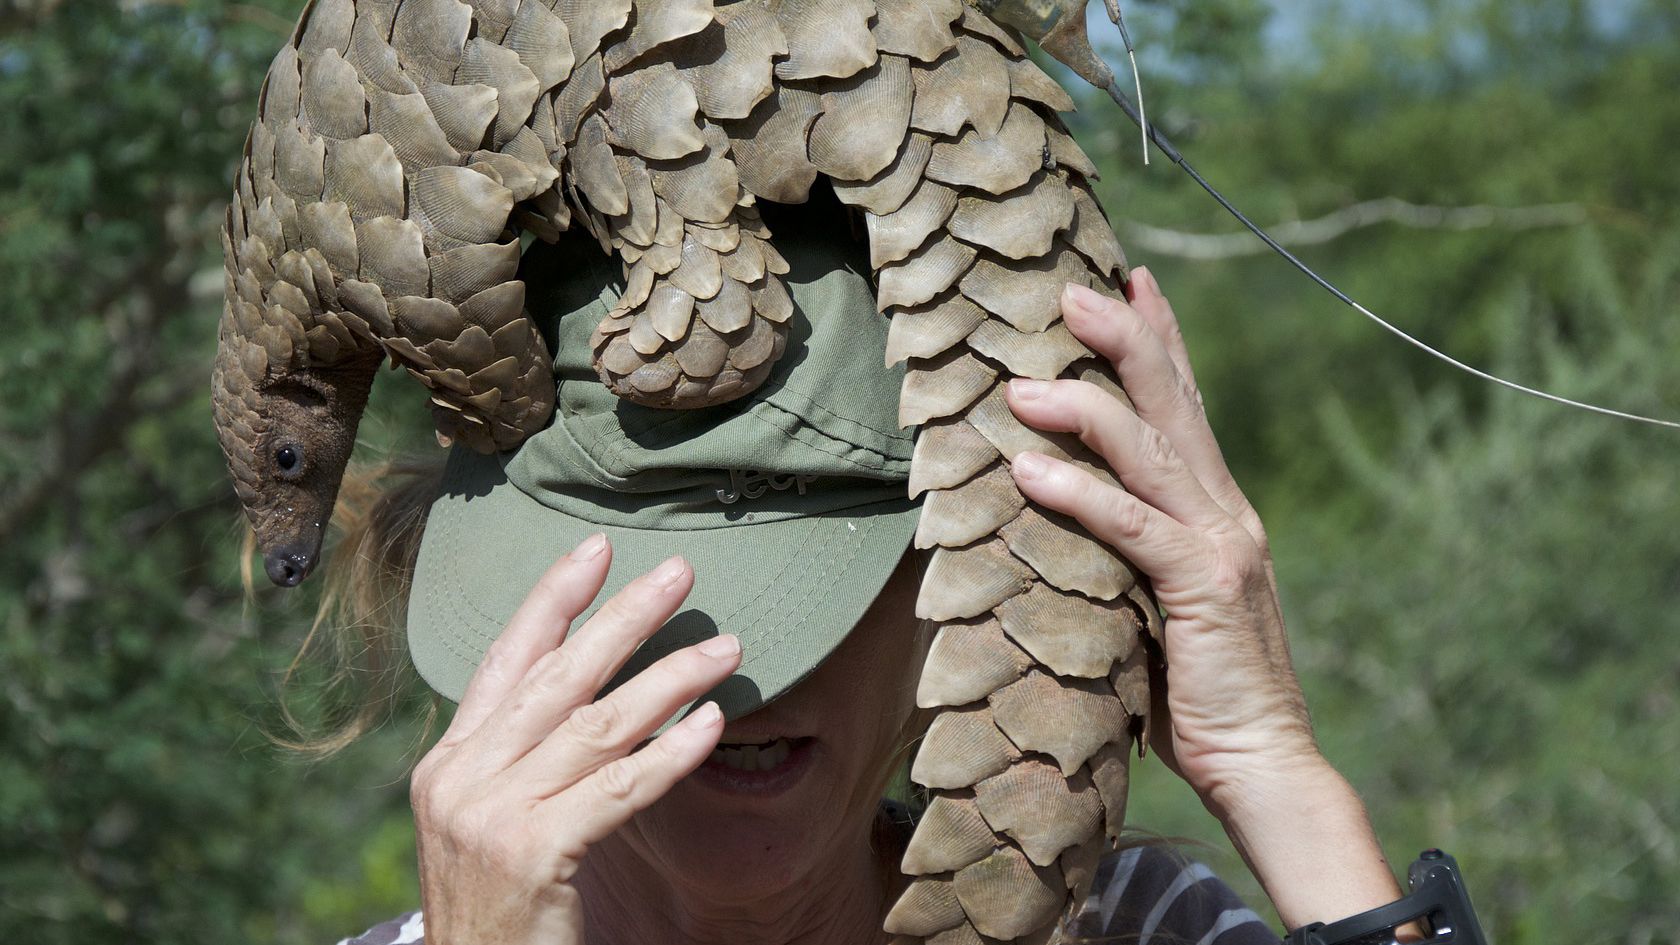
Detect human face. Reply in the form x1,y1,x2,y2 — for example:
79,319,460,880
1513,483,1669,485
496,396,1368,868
607,550,927,902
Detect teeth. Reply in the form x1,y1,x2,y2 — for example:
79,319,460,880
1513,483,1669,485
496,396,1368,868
758,738,790,770
708,737,795,771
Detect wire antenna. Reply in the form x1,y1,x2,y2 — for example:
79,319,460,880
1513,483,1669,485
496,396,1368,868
1103,1,1149,165
1093,50,1679,430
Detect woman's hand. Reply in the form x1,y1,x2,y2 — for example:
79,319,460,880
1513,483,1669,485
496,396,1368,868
409,537,740,945
1004,269,1409,930
1003,269,1316,806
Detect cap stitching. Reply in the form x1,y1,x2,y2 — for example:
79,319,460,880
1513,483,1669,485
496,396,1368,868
574,363,909,478
436,498,502,650
724,509,870,625
638,510,875,679
539,387,906,502
537,488,913,531
597,373,911,450
596,397,727,470
739,408,899,474
763,377,911,442
410,508,487,699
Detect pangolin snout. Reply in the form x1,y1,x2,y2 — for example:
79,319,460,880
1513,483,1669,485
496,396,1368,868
263,544,316,587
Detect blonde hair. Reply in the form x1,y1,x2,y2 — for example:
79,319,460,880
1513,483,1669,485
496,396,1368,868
258,454,446,757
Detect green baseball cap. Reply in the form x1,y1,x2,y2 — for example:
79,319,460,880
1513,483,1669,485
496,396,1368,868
407,198,920,723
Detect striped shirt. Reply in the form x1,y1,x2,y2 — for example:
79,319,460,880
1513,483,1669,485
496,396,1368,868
339,843,1274,945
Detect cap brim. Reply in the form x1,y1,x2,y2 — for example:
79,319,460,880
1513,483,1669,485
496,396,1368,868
408,448,921,727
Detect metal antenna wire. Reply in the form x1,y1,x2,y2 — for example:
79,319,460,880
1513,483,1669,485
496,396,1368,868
1096,76,1680,430
1105,1,1150,166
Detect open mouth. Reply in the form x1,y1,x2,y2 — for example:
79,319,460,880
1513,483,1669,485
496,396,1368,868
694,736,817,795
707,736,810,772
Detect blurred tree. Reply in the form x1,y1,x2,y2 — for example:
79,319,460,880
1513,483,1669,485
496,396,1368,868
1292,230,1680,942
0,2,426,942
1097,3,1680,941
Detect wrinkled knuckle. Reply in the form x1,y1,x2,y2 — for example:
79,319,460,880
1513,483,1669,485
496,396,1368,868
566,699,623,745
668,647,713,682
478,637,518,679
598,590,653,629
410,756,455,813
525,646,581,696
1118,302,1151,334
444,802,500,852
1070,467,1109,503
594,759,638,805
1136,426,1177,477
1106,492,1151,543
1177,379,1206,417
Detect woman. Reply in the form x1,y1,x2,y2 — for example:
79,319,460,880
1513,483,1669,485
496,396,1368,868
323,201,1409,945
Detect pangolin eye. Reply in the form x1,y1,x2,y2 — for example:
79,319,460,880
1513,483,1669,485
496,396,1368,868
275,445,303,476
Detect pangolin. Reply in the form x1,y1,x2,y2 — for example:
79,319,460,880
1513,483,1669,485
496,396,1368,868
211,0,1164,939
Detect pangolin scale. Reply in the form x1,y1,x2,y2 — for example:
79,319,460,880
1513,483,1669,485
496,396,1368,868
211,0,1162,940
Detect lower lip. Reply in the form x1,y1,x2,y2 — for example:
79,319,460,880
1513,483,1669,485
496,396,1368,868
691,738,817,796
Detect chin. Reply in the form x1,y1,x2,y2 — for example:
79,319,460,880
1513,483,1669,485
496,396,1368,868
631,738,863,897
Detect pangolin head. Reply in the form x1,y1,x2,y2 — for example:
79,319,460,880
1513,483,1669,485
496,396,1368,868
211,306,378,588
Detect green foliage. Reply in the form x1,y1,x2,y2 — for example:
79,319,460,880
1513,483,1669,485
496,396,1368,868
1,2,426,942
1,1,1676,942
1294,232,1680,942
1131,230,1680,943
1105,3,1680,942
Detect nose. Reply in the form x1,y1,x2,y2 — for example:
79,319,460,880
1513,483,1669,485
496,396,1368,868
263,547,314,587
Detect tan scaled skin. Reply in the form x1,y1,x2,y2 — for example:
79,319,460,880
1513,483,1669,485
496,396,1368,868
406,274,1413,945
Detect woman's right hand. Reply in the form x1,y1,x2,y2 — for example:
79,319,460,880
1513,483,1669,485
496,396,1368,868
409,534,740,945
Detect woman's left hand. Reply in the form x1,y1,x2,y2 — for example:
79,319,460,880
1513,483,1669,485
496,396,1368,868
1002,269,1320,814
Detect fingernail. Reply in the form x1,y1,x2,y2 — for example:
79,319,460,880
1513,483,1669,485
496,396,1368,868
1063,282,1105,316
1012,452,1048,480
650,555,687,587
1010,378,1050,400
682,701,722,730
698,634,740,659
569,532,607,561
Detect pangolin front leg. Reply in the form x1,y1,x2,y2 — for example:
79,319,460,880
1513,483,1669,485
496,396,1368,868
558,0,798,407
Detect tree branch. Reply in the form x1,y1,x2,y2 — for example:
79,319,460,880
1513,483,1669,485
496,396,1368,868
1120,198,1591,261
